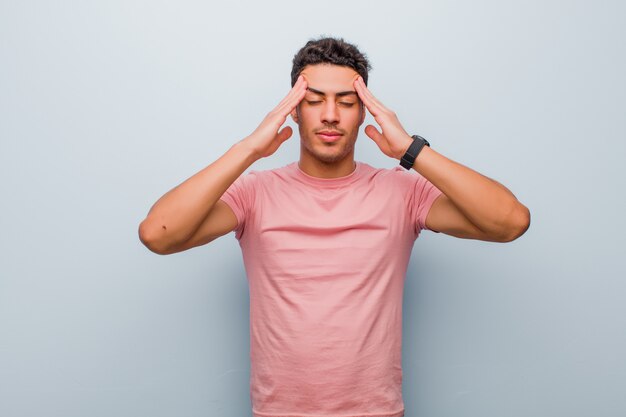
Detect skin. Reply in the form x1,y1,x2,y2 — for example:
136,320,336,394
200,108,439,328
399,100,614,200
291,64,365,179
291,64,530,242
352,73,531,242
139,63,530,255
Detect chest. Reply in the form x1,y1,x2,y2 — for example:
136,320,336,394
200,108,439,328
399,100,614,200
241,184,413,279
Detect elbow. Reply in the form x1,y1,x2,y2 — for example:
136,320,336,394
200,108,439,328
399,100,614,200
138,220,170,255
498,203,531,242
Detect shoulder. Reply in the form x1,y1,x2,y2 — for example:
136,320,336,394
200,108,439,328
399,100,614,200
358,161,423,187
248,163,294,182
231,163,297,193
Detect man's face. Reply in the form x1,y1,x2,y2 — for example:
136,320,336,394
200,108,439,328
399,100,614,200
291,64,365,164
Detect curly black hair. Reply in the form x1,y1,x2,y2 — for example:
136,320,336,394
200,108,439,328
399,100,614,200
290,36,372,87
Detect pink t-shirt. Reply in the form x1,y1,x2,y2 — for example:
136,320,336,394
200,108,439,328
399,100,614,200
219,161,443,417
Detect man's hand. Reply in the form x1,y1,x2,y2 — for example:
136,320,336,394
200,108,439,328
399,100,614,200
353,76,413,160
243,75,308,160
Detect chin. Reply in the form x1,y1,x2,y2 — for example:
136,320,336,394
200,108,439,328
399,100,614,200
313,147,353,164
315,154,345,164
301,133,354,163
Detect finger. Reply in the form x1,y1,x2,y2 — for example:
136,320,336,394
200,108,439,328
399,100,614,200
275,77,308,116
275,75,307,111
276,126,293,143
356,76,391,112
354,77,385,118
277,75,305,104
266,84,306,135
353,77,376,114
365,124,383,144
266,126,293,155
354,77,390,118
364,124,392,155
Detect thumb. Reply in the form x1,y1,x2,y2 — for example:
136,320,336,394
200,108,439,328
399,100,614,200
364,124,384,145
276,126,293,144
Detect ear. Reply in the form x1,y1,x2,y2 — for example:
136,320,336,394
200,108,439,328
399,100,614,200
358,102,366,126
290,106,300,124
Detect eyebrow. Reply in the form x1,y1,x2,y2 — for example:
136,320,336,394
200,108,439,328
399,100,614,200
306,87,357,98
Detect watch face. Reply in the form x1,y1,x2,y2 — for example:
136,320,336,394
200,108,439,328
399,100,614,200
413,134,430,147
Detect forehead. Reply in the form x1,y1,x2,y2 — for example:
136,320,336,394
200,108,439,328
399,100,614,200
300,64,359,94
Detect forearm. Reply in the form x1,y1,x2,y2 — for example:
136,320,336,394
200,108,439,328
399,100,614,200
138,139,258,249
413,146,529,237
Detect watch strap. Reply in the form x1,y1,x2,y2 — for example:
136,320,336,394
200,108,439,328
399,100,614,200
399,134,430,170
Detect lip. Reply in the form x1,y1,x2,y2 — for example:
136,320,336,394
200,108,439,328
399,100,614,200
316,131,343,143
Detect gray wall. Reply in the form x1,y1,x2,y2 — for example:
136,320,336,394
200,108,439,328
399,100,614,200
1,1,624,416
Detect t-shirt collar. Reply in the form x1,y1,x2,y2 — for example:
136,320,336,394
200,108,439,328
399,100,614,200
291,161,361,187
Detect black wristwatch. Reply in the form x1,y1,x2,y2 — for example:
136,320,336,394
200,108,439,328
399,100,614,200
399,135,430,170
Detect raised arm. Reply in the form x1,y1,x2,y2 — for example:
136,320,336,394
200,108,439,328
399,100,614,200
138,75,308,254
353,75,530,242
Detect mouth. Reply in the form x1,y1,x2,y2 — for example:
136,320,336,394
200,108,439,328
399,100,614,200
316,131,343,143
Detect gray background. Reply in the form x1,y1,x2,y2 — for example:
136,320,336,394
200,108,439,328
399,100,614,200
1,0,625,416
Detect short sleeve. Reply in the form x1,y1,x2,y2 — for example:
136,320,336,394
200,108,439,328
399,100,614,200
219,171,258,240
408,172,444,234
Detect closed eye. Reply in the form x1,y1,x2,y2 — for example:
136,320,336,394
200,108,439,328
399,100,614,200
305,100,355,107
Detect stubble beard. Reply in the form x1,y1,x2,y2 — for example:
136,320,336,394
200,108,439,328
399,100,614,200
300,128,357,165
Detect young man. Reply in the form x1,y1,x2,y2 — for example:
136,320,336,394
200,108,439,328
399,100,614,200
139,37,530,417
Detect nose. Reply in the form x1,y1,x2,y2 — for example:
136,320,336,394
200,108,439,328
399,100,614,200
321,101,340,125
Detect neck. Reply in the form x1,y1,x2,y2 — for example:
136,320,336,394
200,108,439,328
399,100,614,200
297,153,356,179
